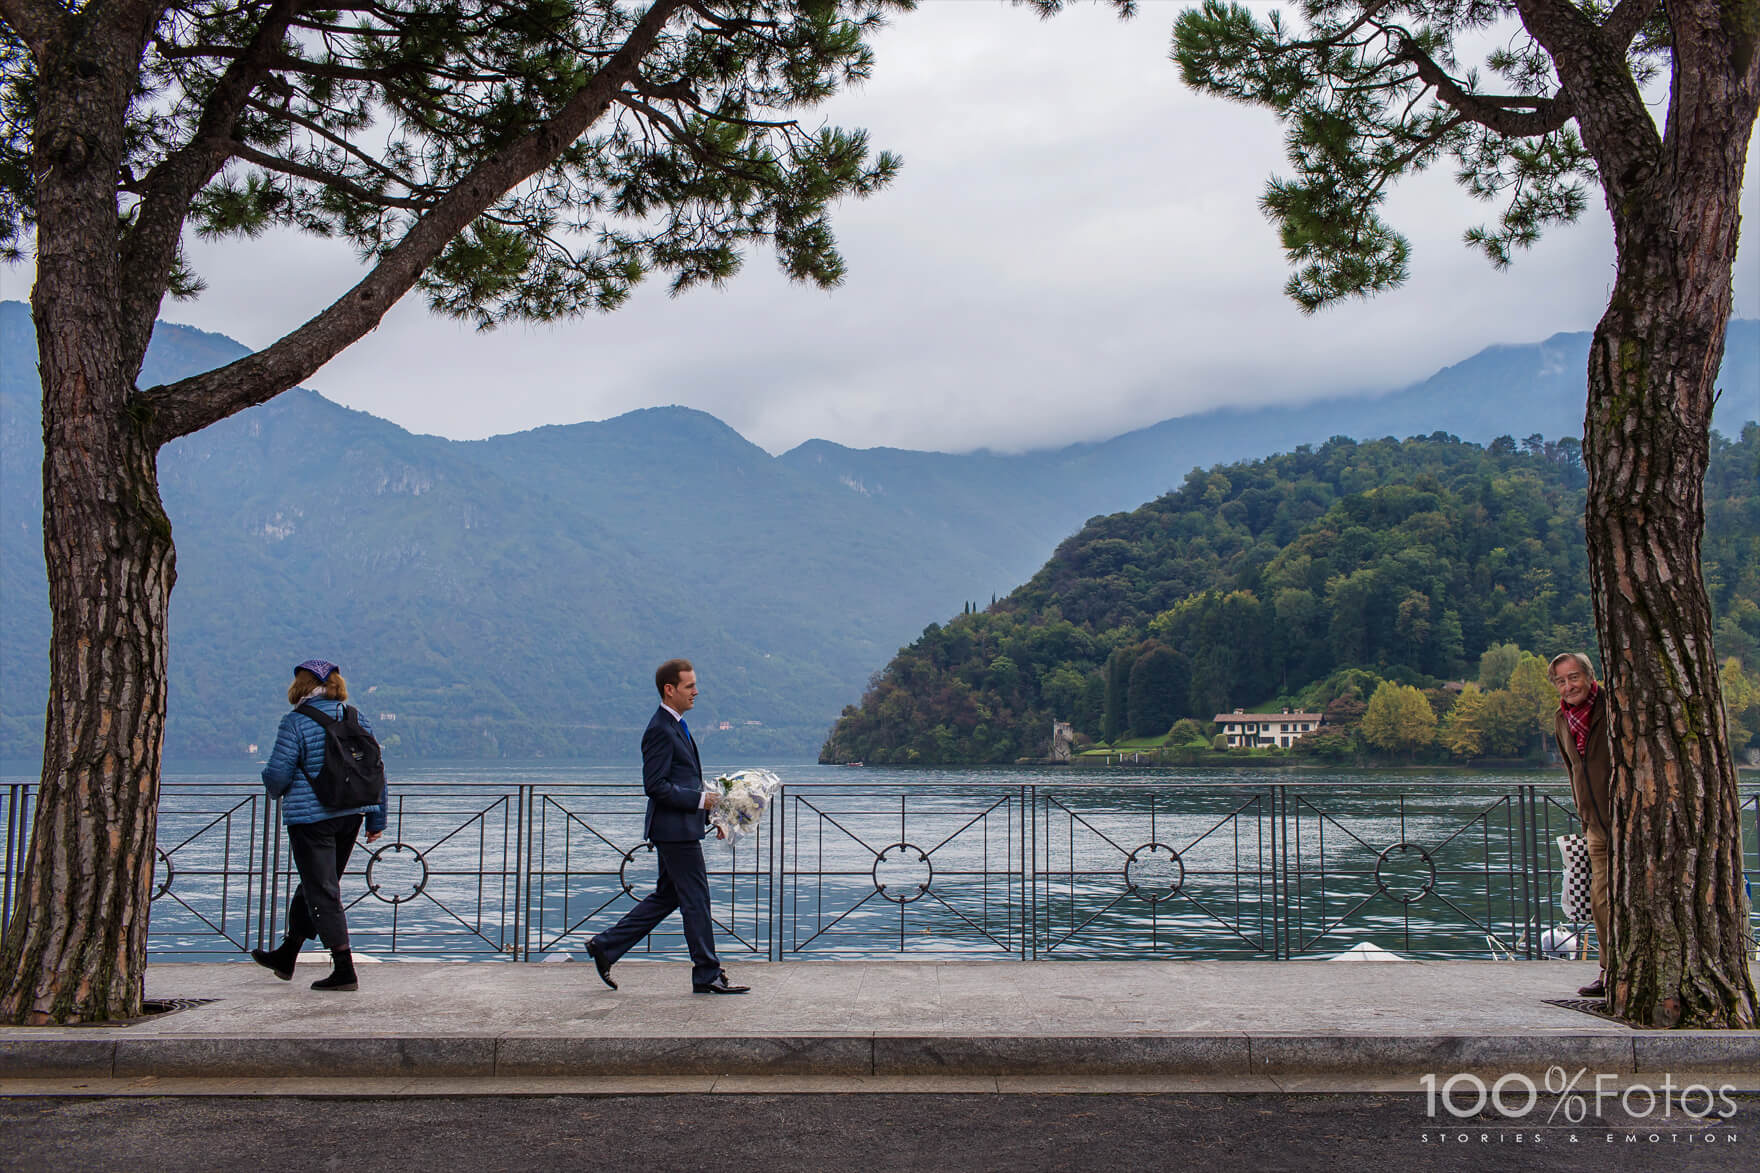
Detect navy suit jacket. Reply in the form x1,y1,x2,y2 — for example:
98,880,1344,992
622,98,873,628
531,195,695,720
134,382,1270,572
642,706,709,842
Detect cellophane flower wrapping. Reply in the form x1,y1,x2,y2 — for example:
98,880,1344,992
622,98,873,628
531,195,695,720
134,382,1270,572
710,768,782,841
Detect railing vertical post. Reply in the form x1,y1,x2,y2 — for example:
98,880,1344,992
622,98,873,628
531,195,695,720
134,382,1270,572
261,797,283,948
1519,785,1536,960
777,774,792,958
763,785,777,958
4,784,19,933
1019,784,1029,961
1030,783,1041,961
516,784,533,962
2,783,24,934
1275,784,1290,960
1748,790,1759,956
1265,784,1278,960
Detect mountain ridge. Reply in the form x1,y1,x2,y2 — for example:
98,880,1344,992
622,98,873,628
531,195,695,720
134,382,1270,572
1,300,1754,760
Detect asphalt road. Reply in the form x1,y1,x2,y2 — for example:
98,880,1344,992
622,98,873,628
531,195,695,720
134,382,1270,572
2,1093,1753,1172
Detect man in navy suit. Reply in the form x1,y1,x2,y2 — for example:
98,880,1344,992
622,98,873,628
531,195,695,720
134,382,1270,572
586,659,750,994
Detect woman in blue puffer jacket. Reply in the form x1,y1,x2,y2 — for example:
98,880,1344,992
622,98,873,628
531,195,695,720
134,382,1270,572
251,658,388,991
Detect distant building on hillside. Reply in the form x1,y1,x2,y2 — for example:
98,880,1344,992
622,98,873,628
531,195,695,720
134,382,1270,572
1050,721,1074,763
1214,707,1323,749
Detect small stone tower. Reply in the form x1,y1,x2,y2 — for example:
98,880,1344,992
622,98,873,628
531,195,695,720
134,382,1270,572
1050,721,1074,763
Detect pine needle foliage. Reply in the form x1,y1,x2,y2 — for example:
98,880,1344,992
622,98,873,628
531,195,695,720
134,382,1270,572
1172,0,1635,310
1,1,926,327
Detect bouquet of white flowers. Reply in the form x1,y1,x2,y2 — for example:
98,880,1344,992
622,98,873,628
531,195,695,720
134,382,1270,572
710,768,782,841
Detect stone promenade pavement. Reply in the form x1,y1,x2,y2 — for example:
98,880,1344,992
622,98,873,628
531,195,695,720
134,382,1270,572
3,959,1756,1095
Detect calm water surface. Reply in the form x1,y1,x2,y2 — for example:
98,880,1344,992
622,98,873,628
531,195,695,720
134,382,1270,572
6,759,1753,964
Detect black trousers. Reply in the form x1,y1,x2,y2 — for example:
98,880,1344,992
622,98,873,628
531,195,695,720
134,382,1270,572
284,813,363,952
591,839,721,986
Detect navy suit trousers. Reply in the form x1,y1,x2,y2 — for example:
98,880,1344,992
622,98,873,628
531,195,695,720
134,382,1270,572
591,840,721,986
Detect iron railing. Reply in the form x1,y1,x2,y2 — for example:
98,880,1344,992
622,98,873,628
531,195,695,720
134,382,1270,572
2,779,1756,962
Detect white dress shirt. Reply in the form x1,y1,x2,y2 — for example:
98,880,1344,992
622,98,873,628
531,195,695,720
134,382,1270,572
661,701,710,810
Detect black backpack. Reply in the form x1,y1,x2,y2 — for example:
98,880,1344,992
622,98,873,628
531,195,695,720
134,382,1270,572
295,704,387,808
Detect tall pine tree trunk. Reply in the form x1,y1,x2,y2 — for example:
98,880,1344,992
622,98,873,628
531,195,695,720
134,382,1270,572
0,23,174,1024
0,358,175,1024
1582,45,1759,1024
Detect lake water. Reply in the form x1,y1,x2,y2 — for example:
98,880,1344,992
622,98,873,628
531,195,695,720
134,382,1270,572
5,760,1755,964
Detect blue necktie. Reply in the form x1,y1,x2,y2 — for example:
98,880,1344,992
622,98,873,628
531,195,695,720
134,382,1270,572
679,718,691,743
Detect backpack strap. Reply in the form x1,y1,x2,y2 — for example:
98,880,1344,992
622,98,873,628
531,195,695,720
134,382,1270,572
295,703,340,729
292,703,339,785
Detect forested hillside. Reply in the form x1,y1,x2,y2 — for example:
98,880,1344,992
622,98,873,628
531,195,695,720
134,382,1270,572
821,427,1760,764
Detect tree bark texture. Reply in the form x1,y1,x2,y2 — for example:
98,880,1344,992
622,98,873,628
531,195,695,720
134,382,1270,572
0,378,175,1024
0,8,176,1023
1577,1,1760,1028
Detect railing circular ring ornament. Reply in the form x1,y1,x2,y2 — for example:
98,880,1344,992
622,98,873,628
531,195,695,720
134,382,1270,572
365,842,429,905
872,842,933,903
1124,842,1186,903
151,847,174,901
619,842,656,896
1373,841,1437,904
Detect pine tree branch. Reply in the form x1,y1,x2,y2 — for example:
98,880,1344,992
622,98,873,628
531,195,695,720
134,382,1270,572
119,0,309,372
153,41,487,85
1511,0,1660,196
283,18,403,37
0,0,64,55
1361,111,1468,208
1281,0,1399,53
684,0,780,34
632,73,801,132
136,0,689,444
1603,0,1665,51
1399,34,1576,136
238,96,438,199
614,92,779,185
225,140,433,209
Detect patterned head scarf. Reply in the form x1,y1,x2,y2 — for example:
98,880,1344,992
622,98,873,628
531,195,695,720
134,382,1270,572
295,659,339,682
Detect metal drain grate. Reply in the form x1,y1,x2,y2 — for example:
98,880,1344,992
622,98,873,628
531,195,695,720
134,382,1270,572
141,997,218,1015
64,997,220,1027
1543,997,1654,1028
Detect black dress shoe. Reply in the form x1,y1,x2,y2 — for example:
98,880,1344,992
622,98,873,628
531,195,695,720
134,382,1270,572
586,940,617,990
693,972,750,994
1577,976,1606,998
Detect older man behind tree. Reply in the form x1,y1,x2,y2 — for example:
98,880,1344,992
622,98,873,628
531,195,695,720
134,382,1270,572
1550,652,1612,1000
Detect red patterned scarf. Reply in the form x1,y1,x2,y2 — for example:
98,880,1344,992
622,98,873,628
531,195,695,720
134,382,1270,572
1562,683,1600,756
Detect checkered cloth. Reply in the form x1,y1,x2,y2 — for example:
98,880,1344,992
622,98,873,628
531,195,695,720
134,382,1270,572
1556,834,1593,922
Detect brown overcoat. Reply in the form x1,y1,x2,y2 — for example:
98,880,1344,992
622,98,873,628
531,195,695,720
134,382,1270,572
1553,687,1612,835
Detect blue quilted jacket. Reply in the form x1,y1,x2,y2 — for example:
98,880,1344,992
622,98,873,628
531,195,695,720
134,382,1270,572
261,698,389,830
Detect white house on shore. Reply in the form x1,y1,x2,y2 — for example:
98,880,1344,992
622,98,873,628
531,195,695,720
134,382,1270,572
1214,707,1324,748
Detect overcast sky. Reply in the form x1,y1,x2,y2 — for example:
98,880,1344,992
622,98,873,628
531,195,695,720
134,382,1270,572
4,1,1756,454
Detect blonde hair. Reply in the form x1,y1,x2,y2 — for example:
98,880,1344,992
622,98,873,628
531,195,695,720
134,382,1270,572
287,669,348,706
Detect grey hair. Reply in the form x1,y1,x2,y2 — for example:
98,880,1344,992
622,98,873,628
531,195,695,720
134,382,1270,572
1547,652,1597,680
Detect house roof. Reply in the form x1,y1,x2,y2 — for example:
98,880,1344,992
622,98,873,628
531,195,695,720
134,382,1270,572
1214,712,1324,723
